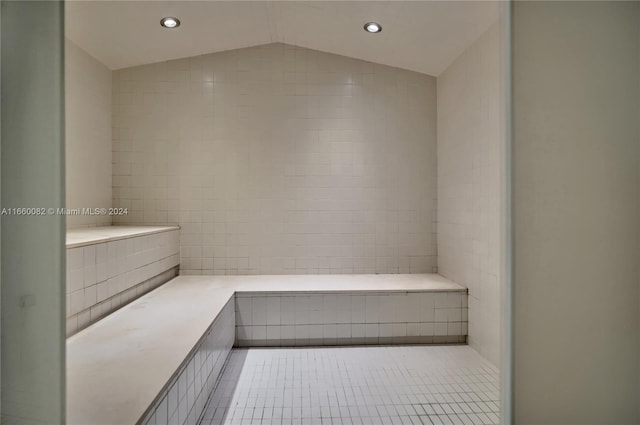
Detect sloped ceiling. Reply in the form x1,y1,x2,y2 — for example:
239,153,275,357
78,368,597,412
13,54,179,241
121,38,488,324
65,1,499,75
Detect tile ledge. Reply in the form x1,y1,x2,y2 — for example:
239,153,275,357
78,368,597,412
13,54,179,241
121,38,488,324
66,225,180,248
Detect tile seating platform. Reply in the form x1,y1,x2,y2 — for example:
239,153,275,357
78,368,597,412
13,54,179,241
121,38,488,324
67,274,467,425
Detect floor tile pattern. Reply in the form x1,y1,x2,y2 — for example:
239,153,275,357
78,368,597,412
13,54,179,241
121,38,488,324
199,346,499,425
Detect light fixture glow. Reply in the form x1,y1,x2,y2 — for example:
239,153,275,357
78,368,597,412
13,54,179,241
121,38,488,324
364,22,382,33
160,17,180,28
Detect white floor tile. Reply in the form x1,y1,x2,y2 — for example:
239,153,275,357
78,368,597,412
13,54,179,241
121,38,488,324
199,346,499,425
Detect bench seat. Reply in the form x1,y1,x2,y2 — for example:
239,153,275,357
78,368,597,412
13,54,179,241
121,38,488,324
67,274,466,425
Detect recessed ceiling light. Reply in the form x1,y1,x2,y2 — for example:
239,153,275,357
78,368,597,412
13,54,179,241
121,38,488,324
364,22,382,33
160,17,180,29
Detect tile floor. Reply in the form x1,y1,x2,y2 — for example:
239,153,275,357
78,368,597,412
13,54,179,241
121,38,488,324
199,346,499,425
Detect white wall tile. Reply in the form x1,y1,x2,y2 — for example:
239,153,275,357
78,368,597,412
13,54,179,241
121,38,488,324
351,324,365,338
96,244,108,264
112,43,437,275
417,293,435,322
308,324,323,340
322,294,337,324
83,265,97,287
77,310,90,329
379,323,393,338
237,326,251,341
252,325,267,340
294,325,309,340
83,246,96,266
392,323,407,338
406,323,420,337
84,285,97,307
351,296,365,323
391,294,409,323
406,294,423,323
434,308,448,323
96,262,108,283
281,325,295,340
65,229,180,334
336,324,351,339
244,291,465,346
65,39,112,229
437,23,502,366
309,295,323,312
69,290,84,315
235,297,252,326
265,297,281,325
251,297,266,324
434,293,448,309
266,326,281,341
334,300,351,324
323,324,337,339
364,324,379,338
365,295,379,323
309,307,323,325
445,293,462,308
66,316,78,336
420,323,434,337
294,296,309,324
434,323,448,336
280,297,295,325
68,268,84,293
378,295,394,323
68,248,83,270
447,308,462,322
168,384,178,420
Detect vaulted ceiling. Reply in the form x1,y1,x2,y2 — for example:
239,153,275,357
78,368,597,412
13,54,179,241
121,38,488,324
66,1,499,75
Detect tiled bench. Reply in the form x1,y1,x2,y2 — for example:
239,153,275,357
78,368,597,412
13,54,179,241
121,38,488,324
66,225,180,335
67,278,236,425
67,274,466,425
233,275,467,346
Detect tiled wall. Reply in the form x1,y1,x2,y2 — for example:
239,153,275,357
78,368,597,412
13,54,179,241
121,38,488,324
235,291,467,347
65,39,112,228
437,24,503,366
112,43,437,276
140,298,235,425
65,229,180,335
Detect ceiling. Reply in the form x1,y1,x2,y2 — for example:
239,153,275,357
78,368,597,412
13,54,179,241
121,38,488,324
65,1,500,76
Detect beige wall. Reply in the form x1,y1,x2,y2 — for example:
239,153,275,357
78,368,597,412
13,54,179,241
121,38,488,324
2,2,66,422
112,43,437,276
65,39,112,228
512,1,640,423
437,23,502,367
